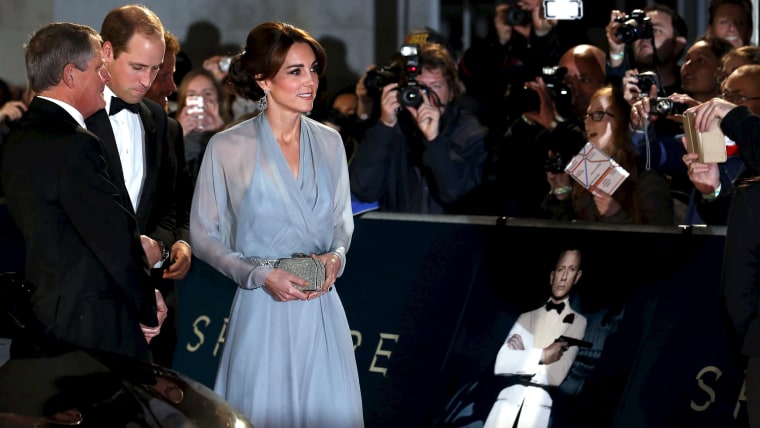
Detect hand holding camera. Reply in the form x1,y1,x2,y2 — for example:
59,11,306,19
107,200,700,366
622,69,659,104
523,76,560,129
521,66,571,125
409,90,442,141
184,95,206,132
180,95,224,135
612,9,652,44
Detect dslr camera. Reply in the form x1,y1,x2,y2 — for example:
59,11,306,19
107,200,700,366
364,44,427,109
500,0,532,26
649,97,687,116
614,9,653,44
521,66,573,117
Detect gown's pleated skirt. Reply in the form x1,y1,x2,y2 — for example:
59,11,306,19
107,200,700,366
214,285,364,428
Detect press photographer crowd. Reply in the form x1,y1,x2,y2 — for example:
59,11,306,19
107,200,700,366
2,0,760,427
347,0,759,226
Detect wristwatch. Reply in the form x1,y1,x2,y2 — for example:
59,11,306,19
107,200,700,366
158,240,171,263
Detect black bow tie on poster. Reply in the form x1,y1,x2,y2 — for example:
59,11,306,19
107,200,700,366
545,301,565,314
109,97,139,115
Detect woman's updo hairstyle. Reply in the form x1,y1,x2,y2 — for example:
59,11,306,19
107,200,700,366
224,21,326,101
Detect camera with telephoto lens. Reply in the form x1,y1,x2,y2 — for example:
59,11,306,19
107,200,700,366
364,44,427,109
500,0,532,26
649,97,687,115
614,9,653,44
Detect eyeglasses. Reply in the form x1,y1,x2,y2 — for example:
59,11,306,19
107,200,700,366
720,92,760,103
583,111,615,122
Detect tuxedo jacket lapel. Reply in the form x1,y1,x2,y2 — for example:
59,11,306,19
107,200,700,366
85,109,135,214
136,101,160,228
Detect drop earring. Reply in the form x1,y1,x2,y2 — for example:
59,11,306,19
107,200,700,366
258,90,269,110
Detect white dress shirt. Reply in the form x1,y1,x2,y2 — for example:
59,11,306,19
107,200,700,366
104,86,145,211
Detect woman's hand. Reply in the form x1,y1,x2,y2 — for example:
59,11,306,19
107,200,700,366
304,252,342,300
629,97,651,131
592,188,622,217
178,103,224,136
622,69,648,105
663,93,701,124
264,252,341,301
546,170,572,200
264,268,309,302
177,107,203,137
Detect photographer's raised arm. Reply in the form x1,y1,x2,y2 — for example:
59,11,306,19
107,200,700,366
606,10,628,68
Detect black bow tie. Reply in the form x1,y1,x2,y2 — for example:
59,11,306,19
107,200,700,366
109,97,139,115
545,301,565,314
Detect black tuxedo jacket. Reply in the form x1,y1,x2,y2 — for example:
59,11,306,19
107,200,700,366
722,180,760,357
1,97,157,360
86,98,188,248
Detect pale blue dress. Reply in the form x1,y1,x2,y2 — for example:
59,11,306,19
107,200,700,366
190,113,363,428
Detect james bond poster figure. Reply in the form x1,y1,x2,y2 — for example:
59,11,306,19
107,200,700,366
484,248,587,428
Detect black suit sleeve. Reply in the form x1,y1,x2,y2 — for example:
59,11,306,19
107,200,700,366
722,182,760,356
142,100,177,249
721,106,760,173
58,133,157,326
169,118,192,244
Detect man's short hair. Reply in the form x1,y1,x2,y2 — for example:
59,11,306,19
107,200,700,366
25,22,101,93
100,4,164,58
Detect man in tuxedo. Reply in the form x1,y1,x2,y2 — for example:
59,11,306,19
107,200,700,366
85,4,193,366
484,248,587,428
1,22,164,361
144,28,193,368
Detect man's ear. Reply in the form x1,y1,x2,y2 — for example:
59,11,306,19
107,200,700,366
674,36,687,58
102,41,114,62
63,64,76,88
574,269,583,284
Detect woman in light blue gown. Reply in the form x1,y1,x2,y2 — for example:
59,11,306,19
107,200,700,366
189,21,363,428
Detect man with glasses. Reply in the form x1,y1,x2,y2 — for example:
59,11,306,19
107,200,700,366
689,64,760,428
681,63,760,224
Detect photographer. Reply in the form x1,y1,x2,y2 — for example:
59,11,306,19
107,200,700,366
606,5,688,98
478,44,606,218
628,36,733,222
459,0,563,134
349,43,488,214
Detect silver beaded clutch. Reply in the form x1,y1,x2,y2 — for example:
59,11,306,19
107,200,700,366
248,253,326,292
275,255,325,292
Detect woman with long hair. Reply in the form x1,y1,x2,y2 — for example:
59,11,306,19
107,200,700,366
542,85,674,225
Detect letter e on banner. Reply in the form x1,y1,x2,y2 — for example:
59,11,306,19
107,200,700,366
369,333,400,376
